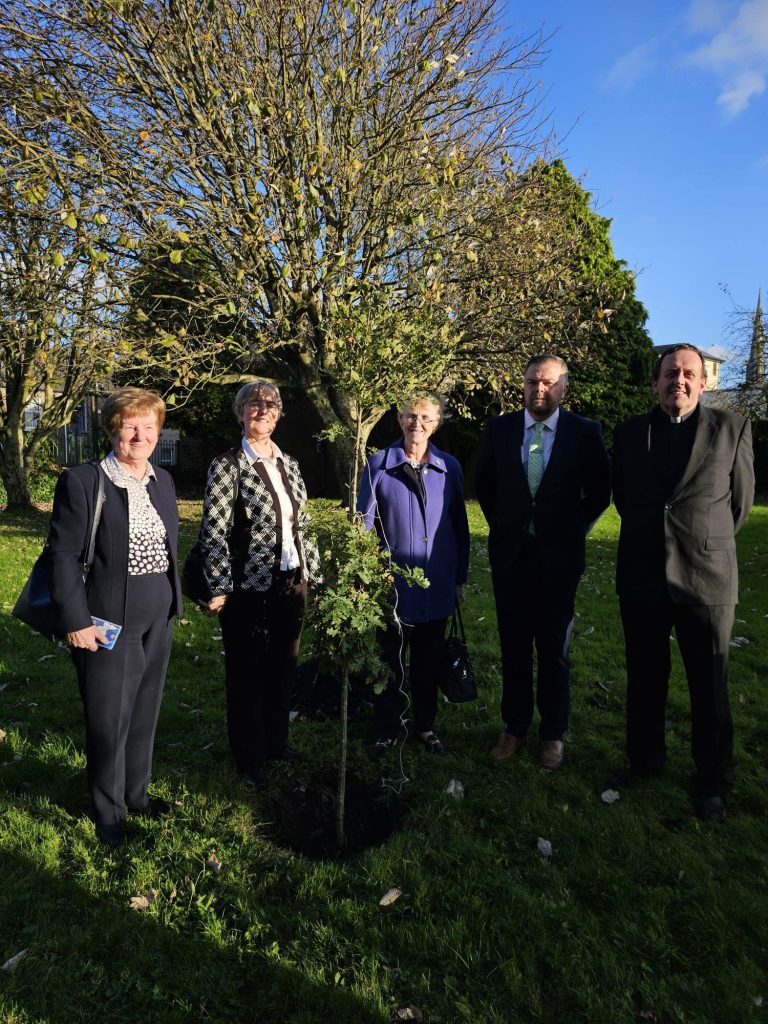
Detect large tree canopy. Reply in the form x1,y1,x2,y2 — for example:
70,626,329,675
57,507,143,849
0,0,564,485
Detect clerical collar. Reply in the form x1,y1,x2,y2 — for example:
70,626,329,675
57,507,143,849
668,407,698,425
653,405,699,426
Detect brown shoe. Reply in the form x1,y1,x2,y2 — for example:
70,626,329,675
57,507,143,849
490,732,527,760
539,740,564,770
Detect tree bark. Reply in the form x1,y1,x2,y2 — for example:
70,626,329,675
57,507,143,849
0,424,33,510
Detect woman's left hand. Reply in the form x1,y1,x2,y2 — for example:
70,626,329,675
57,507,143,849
67,624,107,652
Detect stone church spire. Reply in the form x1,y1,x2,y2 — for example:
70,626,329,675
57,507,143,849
746,290,765,384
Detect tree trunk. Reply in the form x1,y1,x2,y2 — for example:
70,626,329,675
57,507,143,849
0,424,33,510
336,660,350,852
295,366,380,500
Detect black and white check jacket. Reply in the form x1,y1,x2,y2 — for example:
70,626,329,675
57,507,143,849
200,446,321,595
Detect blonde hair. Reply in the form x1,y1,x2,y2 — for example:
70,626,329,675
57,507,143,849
101,387,166,437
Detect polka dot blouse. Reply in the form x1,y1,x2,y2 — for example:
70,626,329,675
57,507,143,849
102,453,170,576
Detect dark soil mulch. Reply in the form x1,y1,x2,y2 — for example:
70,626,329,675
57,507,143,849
291,658,375,722
265,766,405,859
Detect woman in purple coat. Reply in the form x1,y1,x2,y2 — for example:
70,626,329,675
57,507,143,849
357,393,470,758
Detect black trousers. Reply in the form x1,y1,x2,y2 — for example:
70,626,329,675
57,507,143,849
492,539,577,742
73,572,173,826
373,617,448,738
620,597,735,797
219,572,306,773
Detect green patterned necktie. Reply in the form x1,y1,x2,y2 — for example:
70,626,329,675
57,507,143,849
527,421,546,496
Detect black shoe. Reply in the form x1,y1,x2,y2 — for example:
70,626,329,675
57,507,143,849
128,796,171,819
242,767,268,790
695,795,725,822
419,732,445,755
269,745,307,762
367,736,396,762
95,822,128,847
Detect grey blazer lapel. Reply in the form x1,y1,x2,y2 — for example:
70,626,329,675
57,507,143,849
672,407,719,498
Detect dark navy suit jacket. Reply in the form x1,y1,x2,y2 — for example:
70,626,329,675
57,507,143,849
475,409,611,584
46,462,182,634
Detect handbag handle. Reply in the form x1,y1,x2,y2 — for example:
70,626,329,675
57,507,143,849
449,602,468,642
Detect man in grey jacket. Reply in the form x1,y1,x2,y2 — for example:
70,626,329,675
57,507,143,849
612,344,754,821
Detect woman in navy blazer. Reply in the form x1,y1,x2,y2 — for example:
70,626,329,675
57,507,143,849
46,388,182,846
357,393,470,758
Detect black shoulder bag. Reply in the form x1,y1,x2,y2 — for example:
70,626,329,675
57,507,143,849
12,464,106,641
439,604,477,703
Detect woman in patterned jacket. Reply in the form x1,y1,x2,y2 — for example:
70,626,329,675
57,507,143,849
200,381,320,790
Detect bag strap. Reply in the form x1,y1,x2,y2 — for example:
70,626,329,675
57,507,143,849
453,603,467,642
82,463,106,576
224,447,241,520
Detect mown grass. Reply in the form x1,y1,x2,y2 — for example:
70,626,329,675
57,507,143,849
1,500,766,1024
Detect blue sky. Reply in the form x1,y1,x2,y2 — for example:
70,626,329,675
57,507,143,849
505,0,768,374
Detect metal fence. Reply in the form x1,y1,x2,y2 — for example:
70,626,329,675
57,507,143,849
49,433,212,485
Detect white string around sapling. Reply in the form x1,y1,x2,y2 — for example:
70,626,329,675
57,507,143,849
357,457,412,795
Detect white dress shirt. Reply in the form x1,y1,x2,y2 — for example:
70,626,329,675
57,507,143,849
241,438,300,571
521,407,560,472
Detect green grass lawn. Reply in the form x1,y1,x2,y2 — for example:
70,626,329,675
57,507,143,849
1,501,766,1024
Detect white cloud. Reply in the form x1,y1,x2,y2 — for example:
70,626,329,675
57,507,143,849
717,70,766,114
686,0,734,33
604,41,659,91
685,0,768,116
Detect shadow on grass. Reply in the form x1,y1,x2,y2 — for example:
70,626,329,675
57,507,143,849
0,841,384,1024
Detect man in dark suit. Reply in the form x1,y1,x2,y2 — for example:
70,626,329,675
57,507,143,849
476,355,611,769
612,344,754,821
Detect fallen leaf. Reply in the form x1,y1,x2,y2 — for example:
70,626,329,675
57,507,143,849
0,729,6,742
379,887,401,906
732,636,750,645
536,837,553,858
1,948,30,973
206,855,222,872
395,1007,424,1022
128,890,158,911
288,711,299,722
601,789,620,804
739,693,746,704
200,742,214,752
38,655,55,662
445,778,464,798
0,683,8,692
179,619,190,626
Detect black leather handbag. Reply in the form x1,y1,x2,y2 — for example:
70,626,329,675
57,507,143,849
12,464,105,640
439,605,477,703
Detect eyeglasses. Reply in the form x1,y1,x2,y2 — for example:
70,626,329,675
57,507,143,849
246,399,279,411
403,414,437,425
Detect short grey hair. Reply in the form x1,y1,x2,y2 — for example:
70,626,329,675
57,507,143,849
398,391,446,424
233,380,283,420
524,354,569,382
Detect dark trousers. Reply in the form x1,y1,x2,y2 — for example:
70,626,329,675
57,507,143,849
620,597,735,797
492,540,576,741
219,572,306,773
73,573,173,826
373,618,448,738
